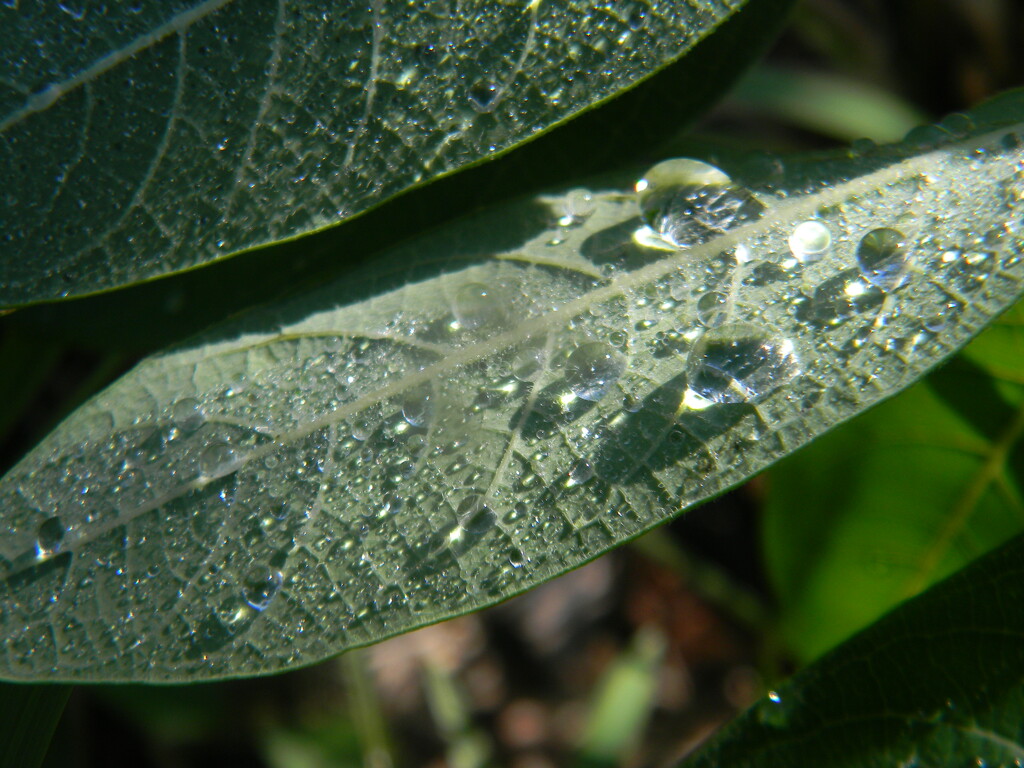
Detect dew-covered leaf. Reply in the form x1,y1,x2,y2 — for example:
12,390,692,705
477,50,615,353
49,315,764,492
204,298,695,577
677,530,1024,768
2,98,1024,682
0,0,747,306
763,299,1024,663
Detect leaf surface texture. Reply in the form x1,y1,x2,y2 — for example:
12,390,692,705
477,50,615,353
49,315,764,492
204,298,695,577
0,0,743,304
2,101,1024,681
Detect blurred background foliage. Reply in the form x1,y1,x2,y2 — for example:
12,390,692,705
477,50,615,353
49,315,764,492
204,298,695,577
2,0,1023,766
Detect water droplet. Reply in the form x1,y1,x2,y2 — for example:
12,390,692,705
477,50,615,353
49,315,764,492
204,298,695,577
558,188,596,226
856,228,910,291
566,459,595,487
635,158,764,248
904,123,950,149
512,343,547,382
468,80,498,112
849,137,876,157
453,282,506,330
757,689,791,727
241,565,283,611
198,442,241,480
945,250,994,294
401,385,433,427
35,516,65,559
685,325,799,406
565,342,624,402
788,220,831,264
172,397,205,432
696,291,729,328
939,112,974,138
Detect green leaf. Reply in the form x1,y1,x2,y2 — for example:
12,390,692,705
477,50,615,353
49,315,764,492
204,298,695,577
677,530,1024,768
0,684,70,768
0,0,747,306
1,97,1023,682
763,300,1024,662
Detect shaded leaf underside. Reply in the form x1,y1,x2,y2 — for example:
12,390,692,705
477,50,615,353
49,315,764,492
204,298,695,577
1,108,1023,681
0,0,743,305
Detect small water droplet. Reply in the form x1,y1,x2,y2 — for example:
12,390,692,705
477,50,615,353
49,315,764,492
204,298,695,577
788,220,831,264
635,158,764,248
453,282,506,330
512,343,547,382
198,442,240,480
241,565,283,611
944,250,994,294
35,516,65,559
856,227,910,291
757,689,791,728
401,385,433,427
685,325,799,406
565,341,624,402
696,291,729,328
173,397,205,432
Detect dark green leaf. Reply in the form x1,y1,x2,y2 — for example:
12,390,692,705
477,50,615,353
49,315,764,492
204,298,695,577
0,684,69,768
678,530,1024,768
0,0,748,306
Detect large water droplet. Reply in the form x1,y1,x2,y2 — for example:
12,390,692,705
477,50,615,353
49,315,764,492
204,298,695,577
696,291,729,328
468,80,498,112
35,516,66,559
241,565,283,611
401,385,433,427
453,282,506,330
635,158,764,248
198,442,241,480
559,188,596,226
566,459,595,487
173,397,206,432
512,343,547,382
685,325,799,406
565,341,624,402
856,227,910,291
458,494,497,536
788,220,831,264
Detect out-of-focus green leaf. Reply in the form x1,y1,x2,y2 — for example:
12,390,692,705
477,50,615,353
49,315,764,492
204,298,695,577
729,66,926,143
576,627,664,768
1,97,1023,683
678,531,1024,768
763,298,1024,662
0,0,750,306
0,684,69,768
